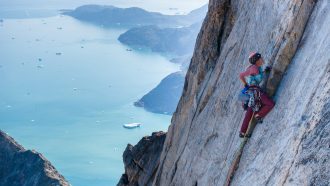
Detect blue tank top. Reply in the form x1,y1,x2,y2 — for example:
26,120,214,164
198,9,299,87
246,67,263,86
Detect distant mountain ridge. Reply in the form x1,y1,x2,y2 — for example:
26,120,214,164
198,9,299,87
62,4,208,28
134,71,185,115
118,22,202,55
63,4,208,115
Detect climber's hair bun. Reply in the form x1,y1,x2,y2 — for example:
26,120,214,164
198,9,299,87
249,52,261,64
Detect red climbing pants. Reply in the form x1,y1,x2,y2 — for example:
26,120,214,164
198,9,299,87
240,92,275,134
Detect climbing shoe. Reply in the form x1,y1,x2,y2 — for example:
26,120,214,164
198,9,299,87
242,102,248,111
255,115,263,124
239,132,251,138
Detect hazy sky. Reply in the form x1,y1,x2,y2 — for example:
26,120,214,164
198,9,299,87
0,0,209,14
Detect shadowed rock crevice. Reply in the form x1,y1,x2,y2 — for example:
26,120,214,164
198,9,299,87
265,0,316,96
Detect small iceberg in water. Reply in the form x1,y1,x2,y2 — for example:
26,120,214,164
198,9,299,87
123,123,141,129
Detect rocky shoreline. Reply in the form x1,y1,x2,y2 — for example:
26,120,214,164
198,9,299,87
134,71,185,115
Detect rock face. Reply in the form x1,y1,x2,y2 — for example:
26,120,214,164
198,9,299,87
134,72,185,115
148,0,330,185
0,130,69,186
118,132,166,186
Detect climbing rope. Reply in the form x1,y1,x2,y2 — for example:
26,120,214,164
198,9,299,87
224,112,257,186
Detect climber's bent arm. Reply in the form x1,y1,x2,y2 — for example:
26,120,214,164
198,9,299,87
239,65,259,86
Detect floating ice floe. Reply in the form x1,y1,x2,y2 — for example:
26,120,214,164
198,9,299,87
123,123,141,129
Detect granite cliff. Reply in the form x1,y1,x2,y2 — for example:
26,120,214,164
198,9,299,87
118,132,166,186
0,130,69,186
120,0,330,185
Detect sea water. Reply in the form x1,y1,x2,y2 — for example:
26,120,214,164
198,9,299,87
0,0,208,19
0,15,179,185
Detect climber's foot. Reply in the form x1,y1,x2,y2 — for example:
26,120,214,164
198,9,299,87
239,132,251,138
255,115,263,124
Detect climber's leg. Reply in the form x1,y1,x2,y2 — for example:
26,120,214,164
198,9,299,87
240,107,254,134
256,93,275,118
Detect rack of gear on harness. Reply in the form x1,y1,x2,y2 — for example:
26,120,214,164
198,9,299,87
246,87,262,112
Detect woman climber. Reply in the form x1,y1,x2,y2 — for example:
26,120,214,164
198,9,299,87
238,52,275,138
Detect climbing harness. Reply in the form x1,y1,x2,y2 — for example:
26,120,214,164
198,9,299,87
247,87,262,112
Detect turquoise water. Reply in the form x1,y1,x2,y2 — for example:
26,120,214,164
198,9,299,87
0,15,179,185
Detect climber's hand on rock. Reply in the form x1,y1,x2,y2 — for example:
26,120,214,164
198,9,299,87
265,66,272,73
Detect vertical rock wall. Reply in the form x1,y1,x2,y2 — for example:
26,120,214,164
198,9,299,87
232,1,330,185
153,0,329,185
